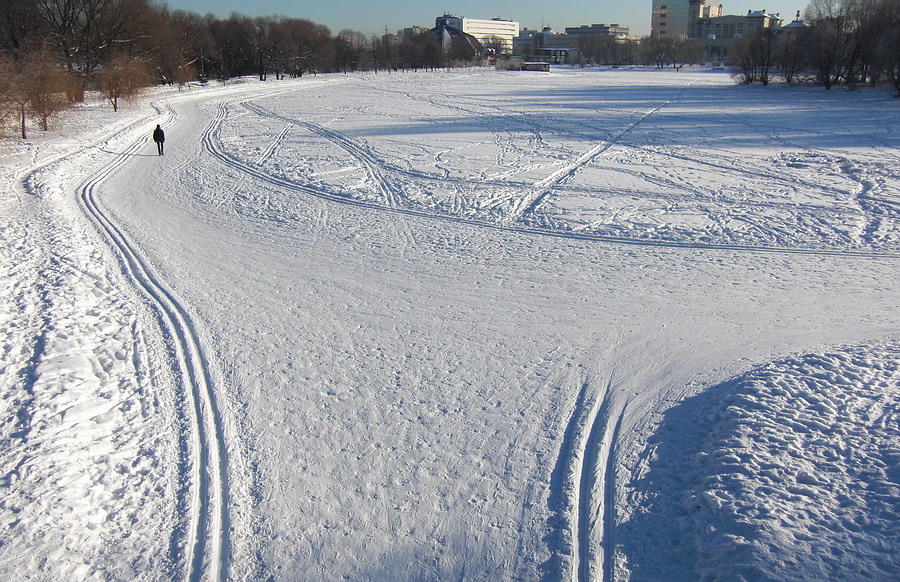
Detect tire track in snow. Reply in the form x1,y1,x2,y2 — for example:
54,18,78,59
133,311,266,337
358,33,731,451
74,114,231,582
240,100,420,245
17,101,176,194
255,124,292,166
202,100,897,260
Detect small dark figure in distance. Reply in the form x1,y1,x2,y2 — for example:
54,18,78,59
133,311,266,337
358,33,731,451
153,124,165,155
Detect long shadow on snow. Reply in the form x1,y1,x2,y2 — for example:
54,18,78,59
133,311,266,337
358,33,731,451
616,343,900,581
317,82,898,152
615,373,765,582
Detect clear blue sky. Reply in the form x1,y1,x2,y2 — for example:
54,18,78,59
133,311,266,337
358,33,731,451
162,0,809,37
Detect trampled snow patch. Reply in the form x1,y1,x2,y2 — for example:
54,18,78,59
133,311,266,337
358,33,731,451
0,92,182,580
620,341,900,581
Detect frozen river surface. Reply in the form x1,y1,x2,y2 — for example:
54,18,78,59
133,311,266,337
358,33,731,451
1,68,898,581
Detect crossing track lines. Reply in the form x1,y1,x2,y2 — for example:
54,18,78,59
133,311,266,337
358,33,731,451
520,86,693,222
202,99,897,261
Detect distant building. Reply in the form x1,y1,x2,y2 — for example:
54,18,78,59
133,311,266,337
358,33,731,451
652,0,695,37
653,0,783,40
398,26,430,39
565,23,631,42
512,27,581,64
781,10,809,32
689,1,783,40
687,0,784,60
512,28,538,57
435,14,520,53
427,23,483,56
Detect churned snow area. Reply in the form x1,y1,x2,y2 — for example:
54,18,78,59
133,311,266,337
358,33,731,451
1,68,898,581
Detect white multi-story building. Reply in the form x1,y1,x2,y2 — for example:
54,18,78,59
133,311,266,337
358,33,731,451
565,23,631,42
435,14,520,53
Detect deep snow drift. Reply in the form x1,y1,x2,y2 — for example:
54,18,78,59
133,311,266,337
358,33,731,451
1,68,898,581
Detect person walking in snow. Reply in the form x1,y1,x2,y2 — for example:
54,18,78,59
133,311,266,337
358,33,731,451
153,124,165,155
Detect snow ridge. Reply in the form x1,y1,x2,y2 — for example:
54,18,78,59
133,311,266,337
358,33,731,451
619,341,900,580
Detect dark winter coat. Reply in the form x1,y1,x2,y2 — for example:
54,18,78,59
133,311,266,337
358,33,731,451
153,125,165,143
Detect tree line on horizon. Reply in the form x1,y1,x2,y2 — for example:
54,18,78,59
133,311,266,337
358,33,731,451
1,0,897,138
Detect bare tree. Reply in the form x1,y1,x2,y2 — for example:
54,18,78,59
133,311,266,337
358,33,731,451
481,35,506,57
776,26,809,84
640,35,671,68
30,46,72,128
805,0,862,88
730,30,777,85
0,44,71,137
290,19,333,76
0,53,25,137
872,1,900,93
0,0,46,58
99,53,150,111
577,34,620,65
35,0,156,98
149,8,215,86
210,14,254,78
249,16,275,80
449,35,478,66
334,29,366,72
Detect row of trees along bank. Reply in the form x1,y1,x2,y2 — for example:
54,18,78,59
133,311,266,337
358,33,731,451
1,0,898,138
730,0,900,89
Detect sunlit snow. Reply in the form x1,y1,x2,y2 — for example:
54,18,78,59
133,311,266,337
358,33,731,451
1,67,898,581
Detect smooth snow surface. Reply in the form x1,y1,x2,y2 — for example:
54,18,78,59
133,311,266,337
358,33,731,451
1,68,898,581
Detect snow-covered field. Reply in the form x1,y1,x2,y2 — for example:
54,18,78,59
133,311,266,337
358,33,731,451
1,67,898,581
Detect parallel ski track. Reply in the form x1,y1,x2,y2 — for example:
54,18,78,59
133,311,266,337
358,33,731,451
73,111,230,582
205,99,897,260
569,377,627,582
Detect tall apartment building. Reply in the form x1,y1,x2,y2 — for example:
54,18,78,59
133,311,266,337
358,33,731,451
435,14,520,52
651,0,694,37
653,0,781,39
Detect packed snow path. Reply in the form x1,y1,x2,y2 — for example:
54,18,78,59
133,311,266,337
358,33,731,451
1,69,898,581
76,108,231,580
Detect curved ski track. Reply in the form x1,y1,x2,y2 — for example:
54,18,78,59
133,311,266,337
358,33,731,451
72,111,230,582
203,99,897,260
241,101,402,209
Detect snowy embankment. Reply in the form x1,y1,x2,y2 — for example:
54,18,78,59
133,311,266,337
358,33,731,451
619,342,899,580
1,97,182,578
1,69,898,581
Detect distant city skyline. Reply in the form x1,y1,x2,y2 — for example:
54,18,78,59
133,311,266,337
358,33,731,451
161,0,809,38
